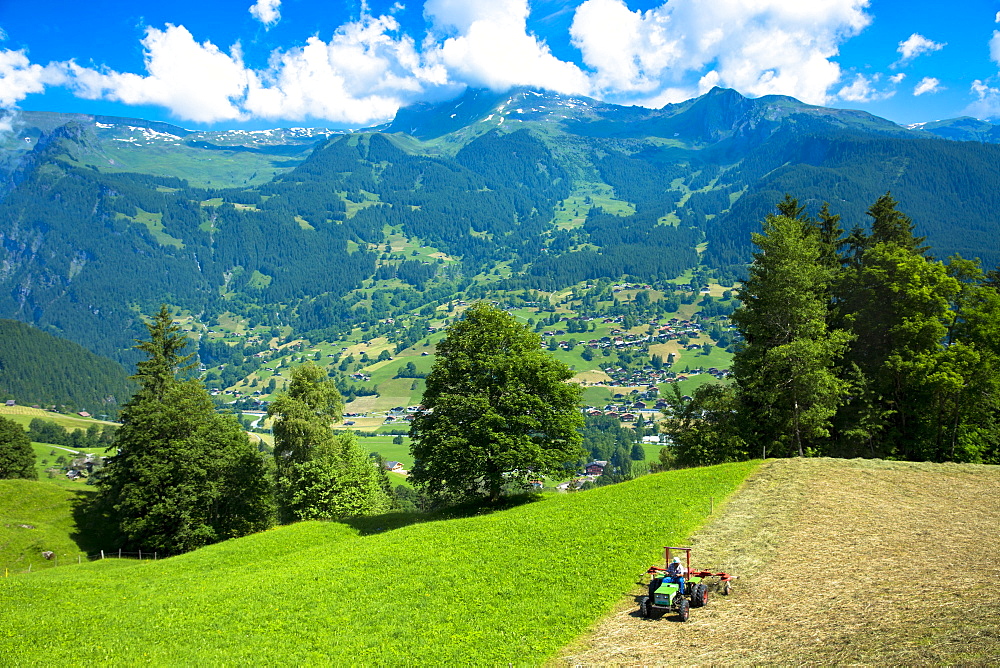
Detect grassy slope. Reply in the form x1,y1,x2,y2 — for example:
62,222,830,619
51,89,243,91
0,405,116,431
0,481,94,572
0,461,758,664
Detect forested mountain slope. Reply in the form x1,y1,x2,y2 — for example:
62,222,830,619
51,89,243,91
0,319,132,415
2,88,999,360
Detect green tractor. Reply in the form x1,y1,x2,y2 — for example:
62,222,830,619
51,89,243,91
638,546,735,622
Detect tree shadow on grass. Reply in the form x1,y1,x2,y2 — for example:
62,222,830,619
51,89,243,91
341,492,546,536
68,488,122,555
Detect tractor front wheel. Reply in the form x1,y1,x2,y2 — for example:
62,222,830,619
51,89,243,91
639,595,652,618
677,598,690,622
648,577,662,599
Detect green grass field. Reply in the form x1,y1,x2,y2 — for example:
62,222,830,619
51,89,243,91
0,462,758,663
0,480,107,573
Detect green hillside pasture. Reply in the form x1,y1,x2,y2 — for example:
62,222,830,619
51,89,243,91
0,406,116,432
1,462,757,664
94,141,305,188
358,435,413,468
0,480,95,573
31,443,113,488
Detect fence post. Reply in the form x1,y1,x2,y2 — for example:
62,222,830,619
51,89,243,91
27,563,31,573
118,549,121,559
154,552,157,561
139,549,142,560
101,550,104,560
78,555,81,564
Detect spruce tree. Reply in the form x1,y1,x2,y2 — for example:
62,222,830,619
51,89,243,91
98,306,274,554
732,214,852,457
835,199,958,458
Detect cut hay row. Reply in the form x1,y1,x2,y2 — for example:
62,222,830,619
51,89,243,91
557,458,1000,665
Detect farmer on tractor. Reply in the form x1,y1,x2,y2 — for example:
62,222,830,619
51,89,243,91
666,556,687,594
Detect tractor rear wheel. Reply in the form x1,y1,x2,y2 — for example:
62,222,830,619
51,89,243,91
639,595,652,619
691,583,708,607
648,577,662,599
677,598,690,622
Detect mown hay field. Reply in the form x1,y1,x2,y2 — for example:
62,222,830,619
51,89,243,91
0,462,757,664
557,458,1000,666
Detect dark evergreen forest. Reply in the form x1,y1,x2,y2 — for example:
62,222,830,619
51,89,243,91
0,319,133,415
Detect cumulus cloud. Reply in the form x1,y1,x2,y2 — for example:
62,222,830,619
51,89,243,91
894,33,945,66
569,0,871,107
12,0,882,125
423,0,590,94
836,73,898,102
889,73,905,84
967,79,1000,118
65,25,249,123
58,14,455,126
912,77,941,96
245,13,452,124
0,48,67,108
988,30,1000,66
249,0,281,26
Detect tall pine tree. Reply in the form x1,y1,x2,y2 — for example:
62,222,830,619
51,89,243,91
98,306,274,554
834,197,958,458
732,212,852,457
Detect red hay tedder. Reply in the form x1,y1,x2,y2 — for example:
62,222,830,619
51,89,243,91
639,546,737,621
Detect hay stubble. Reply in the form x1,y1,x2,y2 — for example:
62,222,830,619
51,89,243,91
557,458,1000,666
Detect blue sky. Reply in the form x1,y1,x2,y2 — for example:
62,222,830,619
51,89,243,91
2,0,999,130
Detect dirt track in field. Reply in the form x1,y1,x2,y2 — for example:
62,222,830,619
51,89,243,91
556,458,1000,666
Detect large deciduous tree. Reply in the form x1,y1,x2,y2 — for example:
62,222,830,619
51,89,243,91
98,306,274,554
268,363,390,522
409,302,585,502
0,416,36,479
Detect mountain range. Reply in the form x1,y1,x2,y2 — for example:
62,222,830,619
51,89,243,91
1,87,999,361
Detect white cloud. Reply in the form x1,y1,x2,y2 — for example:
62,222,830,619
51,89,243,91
889,72,905,84
913,77,941,96
249,0,281,27
967,79,1000,118
895,33,945,66
836,73,896,102
0,48,67,108
66,25,249,123
14,0,882,125
989,30,1000,65
245,13,452,124
423,0,590,94
569,0,871,107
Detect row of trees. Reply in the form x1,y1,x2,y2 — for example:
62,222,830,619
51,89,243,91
666,194,1000,465
93,302,589,553
95,307,392,555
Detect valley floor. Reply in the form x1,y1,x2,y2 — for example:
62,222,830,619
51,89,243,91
556,457,1000,666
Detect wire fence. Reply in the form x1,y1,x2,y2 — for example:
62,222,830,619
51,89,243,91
3,549,159,576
